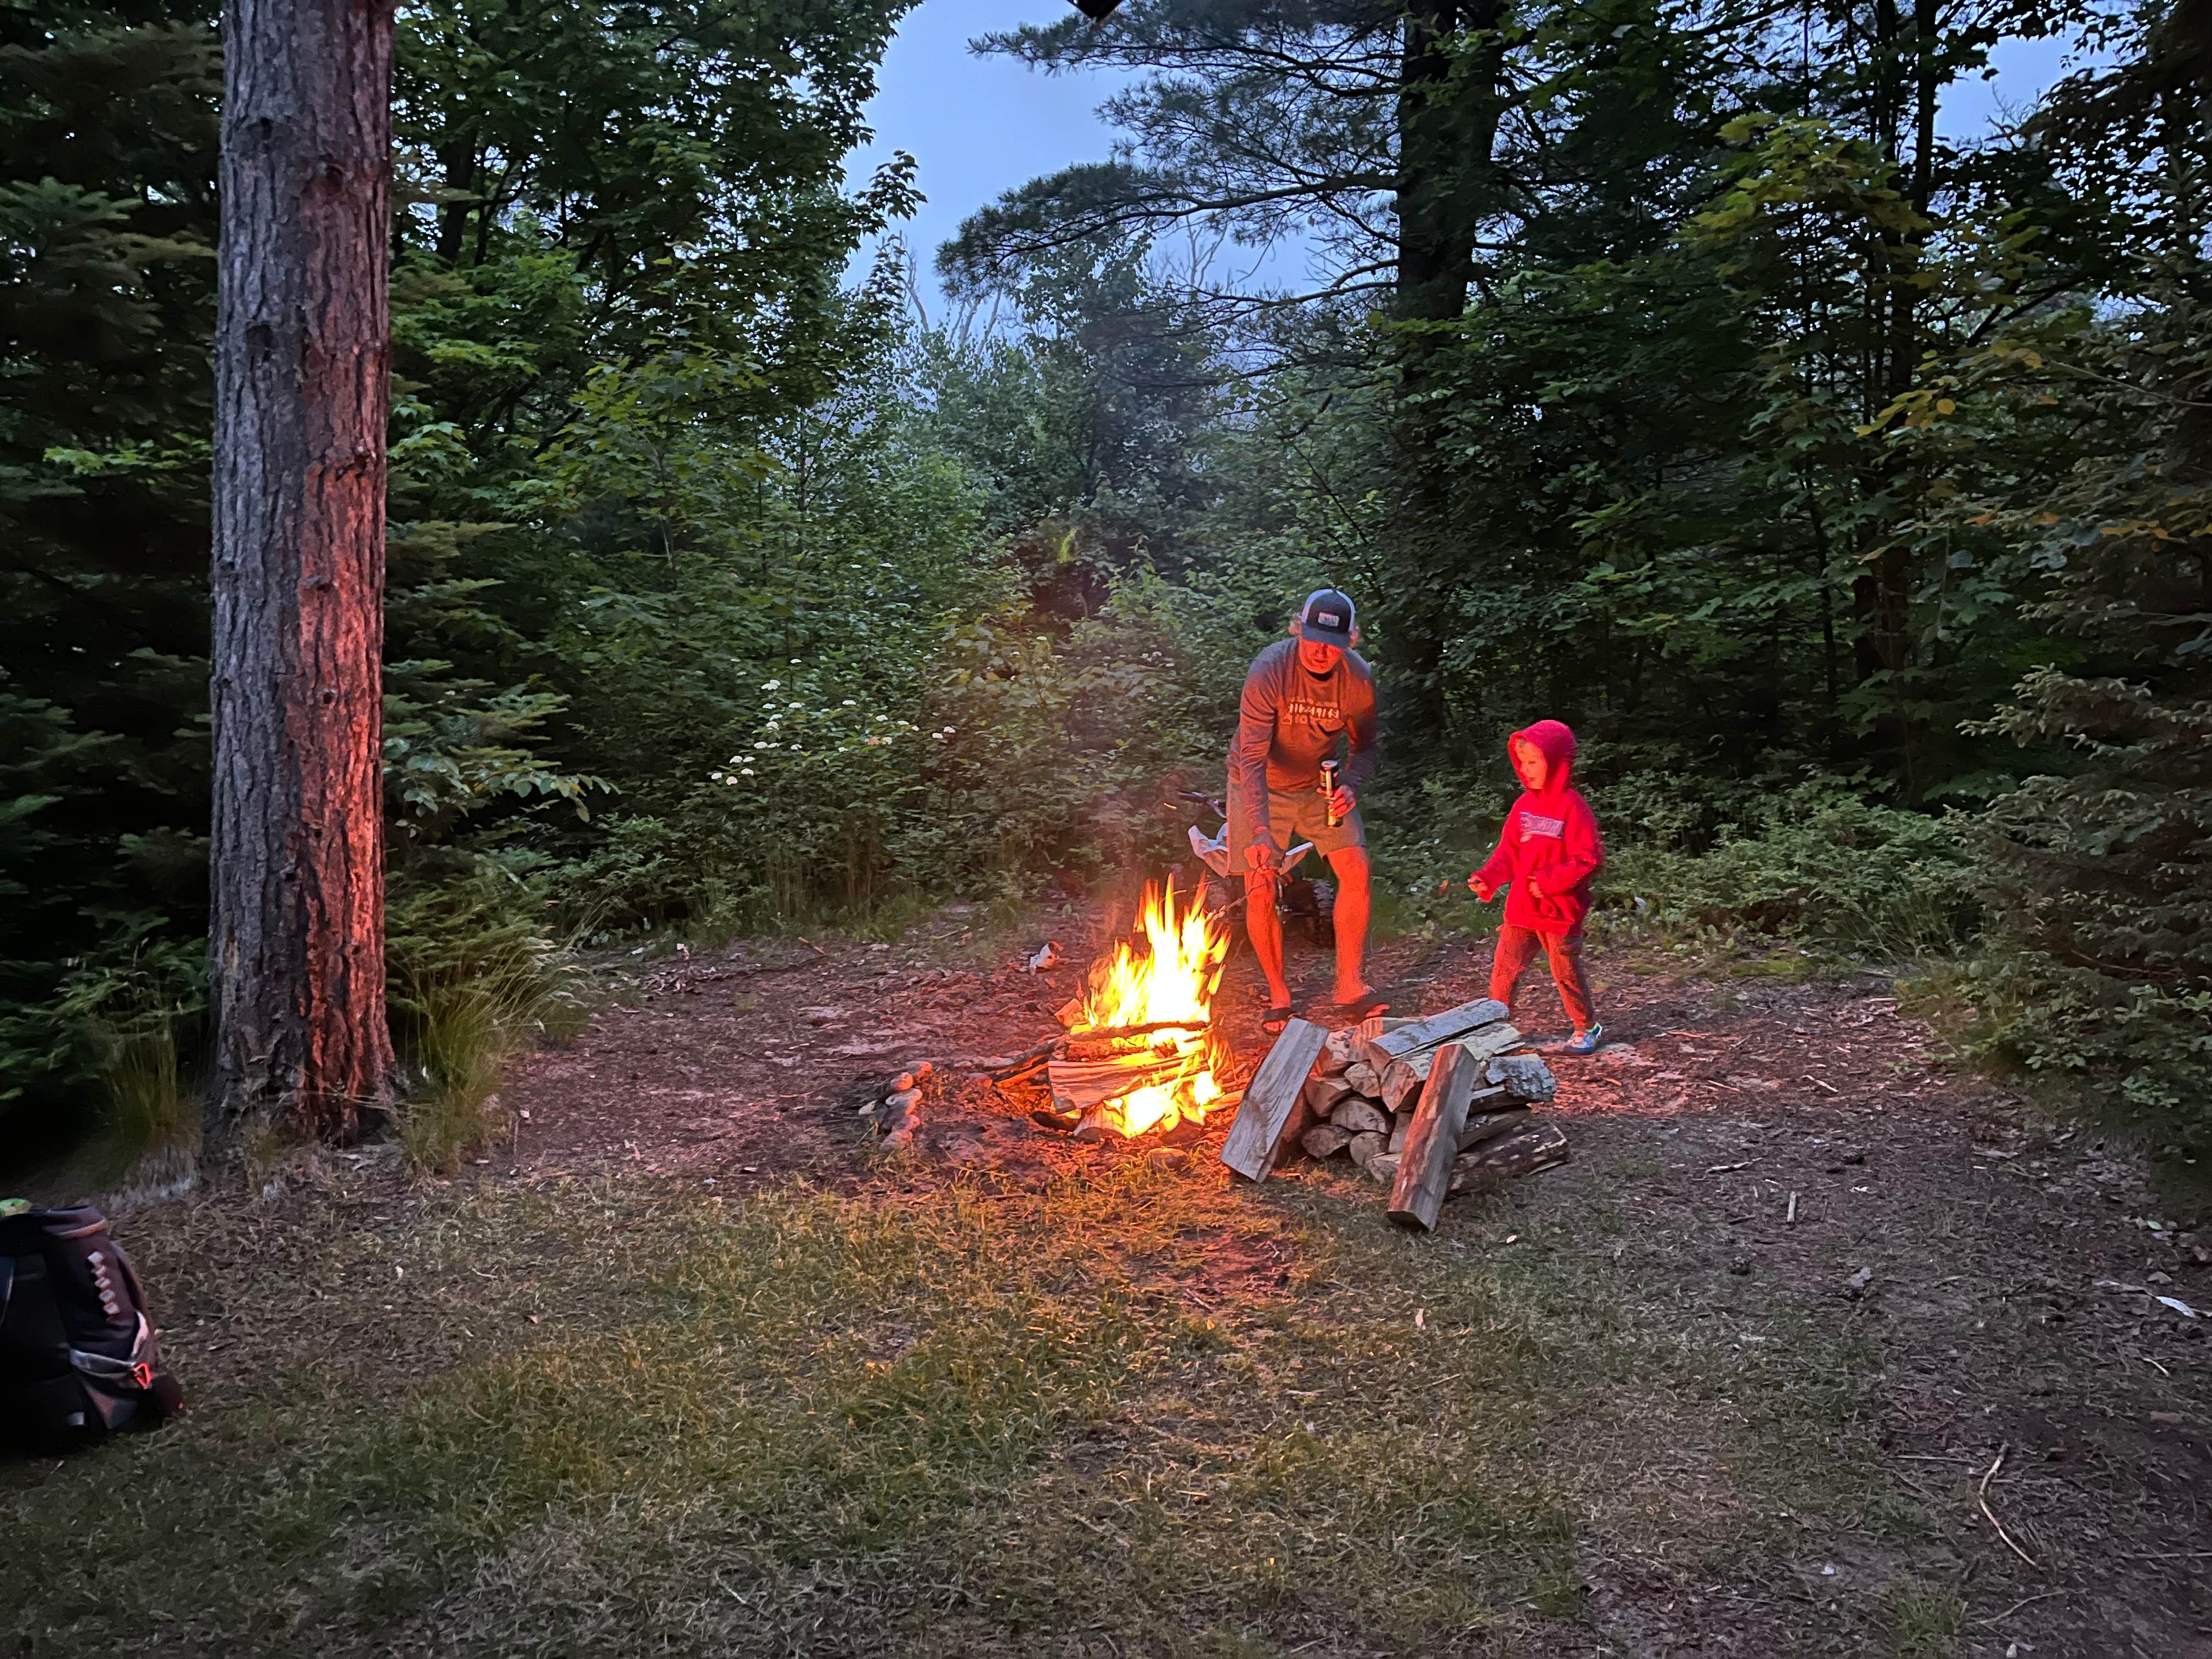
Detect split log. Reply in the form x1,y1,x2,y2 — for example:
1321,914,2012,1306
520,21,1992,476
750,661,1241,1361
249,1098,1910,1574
1320,1029,1358,1076
1301,1122,1355,1160
1388,1110,1412,1154
1056,997,1086,1029
1367,1151,1401,1186
1456,1106,1530,1153
1330,1097,1390,1137
1465,1121,1570,1180
1448,1155,1501,1196
1465,1083,1515,1115
1487,1053,1556,1102
1302,1073,1356,1114
1347,1130,1387,1169
1219,1019,1330,1181
1387,1041,1483,1232
1378,1021,1523,1104
1047,1052,1192,1110
1070,1019,1210,1043
1345,1060,1383,1096
1362,998,1509,1069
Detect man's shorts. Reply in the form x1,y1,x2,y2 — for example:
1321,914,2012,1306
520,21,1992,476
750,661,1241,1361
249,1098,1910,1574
1229,781,1365,872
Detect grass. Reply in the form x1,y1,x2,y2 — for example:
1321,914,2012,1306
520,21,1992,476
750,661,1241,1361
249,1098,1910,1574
2,1153,1933,1657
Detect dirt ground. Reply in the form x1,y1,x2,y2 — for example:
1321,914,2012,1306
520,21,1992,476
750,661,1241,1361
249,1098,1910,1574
480,902,2211,1658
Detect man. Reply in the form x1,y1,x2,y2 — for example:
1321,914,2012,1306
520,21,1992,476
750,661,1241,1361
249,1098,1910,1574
1229,588,1385,1030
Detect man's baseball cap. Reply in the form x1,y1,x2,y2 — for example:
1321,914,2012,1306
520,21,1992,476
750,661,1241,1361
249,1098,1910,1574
1296,588,1356,647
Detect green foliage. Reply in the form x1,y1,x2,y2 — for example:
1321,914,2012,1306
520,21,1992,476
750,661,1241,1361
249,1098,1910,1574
387,859,589,1174
1607,781,1980,958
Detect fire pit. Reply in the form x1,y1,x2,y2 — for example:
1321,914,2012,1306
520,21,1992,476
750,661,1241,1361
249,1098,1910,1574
1026,878,1237,1139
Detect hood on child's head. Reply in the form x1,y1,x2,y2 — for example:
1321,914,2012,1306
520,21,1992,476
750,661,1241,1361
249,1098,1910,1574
1510,719,1578,791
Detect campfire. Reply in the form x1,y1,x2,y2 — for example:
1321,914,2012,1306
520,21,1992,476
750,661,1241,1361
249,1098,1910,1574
1045,878,1232,1138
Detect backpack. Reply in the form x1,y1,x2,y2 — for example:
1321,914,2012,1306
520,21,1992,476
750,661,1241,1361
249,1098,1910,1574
1,1204,183,1449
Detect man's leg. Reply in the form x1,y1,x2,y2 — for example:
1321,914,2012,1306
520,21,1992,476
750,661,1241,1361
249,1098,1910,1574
1324,844,1372,1003
1245,867,1290,1009
1539,929,1596,1031
1489,925,1541,1011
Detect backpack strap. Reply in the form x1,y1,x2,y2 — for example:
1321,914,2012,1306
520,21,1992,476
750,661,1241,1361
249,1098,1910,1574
0,1252,13,1325
69,1313,157,1393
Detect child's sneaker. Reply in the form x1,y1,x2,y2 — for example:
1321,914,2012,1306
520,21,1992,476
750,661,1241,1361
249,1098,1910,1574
1562,1024,1604,1056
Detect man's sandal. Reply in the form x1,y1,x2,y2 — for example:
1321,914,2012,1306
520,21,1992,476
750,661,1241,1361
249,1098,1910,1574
1261,1005,1293,1034
1331,991,1390,1023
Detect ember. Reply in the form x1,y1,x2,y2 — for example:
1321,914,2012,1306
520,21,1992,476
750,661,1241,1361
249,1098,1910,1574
1049,878,1230,1138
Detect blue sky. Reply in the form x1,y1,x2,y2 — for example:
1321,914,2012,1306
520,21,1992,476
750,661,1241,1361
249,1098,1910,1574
844,4,2094,313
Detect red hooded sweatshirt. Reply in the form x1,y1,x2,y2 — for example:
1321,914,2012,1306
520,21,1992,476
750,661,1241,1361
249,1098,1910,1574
1474,720,1605,935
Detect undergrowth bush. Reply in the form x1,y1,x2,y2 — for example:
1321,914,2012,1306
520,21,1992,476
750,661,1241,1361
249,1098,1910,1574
1602,781,1978,958
387,859,589,1173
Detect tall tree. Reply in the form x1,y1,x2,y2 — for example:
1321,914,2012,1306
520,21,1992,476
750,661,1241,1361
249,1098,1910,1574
208,0,396,1141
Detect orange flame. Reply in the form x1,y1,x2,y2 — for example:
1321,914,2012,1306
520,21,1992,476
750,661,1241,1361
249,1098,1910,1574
1077,878,1229,1138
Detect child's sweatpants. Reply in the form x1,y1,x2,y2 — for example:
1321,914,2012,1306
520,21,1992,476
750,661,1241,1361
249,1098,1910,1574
1489,925,1594,1030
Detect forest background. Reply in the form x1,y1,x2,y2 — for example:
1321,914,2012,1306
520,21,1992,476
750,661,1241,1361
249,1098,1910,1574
2,0,2205,1173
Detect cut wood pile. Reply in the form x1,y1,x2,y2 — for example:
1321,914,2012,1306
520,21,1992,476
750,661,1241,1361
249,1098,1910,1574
1218,998,1569,1226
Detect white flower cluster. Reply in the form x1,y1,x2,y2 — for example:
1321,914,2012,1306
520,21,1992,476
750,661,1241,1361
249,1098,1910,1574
704,677,923,787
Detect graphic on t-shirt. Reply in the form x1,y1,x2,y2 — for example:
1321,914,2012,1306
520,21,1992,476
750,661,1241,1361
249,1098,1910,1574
1519,810,1566,840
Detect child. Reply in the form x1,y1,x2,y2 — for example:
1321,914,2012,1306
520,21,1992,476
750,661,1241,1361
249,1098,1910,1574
1466,719,1606,1054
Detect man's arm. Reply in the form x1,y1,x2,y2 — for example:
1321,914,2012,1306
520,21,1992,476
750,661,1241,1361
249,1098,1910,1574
1340,667,1382,793
1230,655,1280,850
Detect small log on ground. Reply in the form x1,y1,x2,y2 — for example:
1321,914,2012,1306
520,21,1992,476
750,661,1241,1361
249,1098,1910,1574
1219,1019,1330,1181
1465,1120,1571,1180
1361,999,1508,1068
1330,1096,1390,1136
1367,1151,1401,1186
1347,1129,1387,1169
1456,1105,1530,1153
1387,1041,1483,1232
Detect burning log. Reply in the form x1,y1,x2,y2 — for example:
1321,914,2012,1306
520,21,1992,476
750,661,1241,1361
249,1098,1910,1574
1047,1052,1198,1111
1218,1018,1330,1180
1013,877,1238,1142
1389,1041,1485,1232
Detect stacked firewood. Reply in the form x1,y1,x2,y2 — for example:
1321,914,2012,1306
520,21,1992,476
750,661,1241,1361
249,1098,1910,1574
1291,1001,1568,1203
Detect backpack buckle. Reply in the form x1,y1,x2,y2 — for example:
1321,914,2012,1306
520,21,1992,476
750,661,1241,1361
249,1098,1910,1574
131,1362,153,1390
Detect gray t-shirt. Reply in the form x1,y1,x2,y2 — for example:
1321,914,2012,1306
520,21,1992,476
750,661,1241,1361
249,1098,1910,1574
1230,637,1381,826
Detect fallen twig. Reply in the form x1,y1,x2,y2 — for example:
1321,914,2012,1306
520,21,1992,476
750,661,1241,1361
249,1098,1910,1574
1977,1444,2039,1567
1972,1590,2063,1626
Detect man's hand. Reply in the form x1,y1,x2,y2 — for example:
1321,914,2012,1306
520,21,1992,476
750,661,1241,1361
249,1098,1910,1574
1244,842,1282,878
1467,873,1496,902
1328,785,1356,821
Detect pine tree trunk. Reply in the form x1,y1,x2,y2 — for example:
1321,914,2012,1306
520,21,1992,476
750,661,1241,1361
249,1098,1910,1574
208,0,397,1144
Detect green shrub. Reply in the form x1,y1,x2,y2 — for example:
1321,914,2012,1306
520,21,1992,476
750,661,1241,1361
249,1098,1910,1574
387,858,589,1173
1604,781,1978,957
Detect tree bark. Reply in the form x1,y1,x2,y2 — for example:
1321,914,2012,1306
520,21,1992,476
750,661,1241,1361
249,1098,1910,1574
208,0,397,1144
